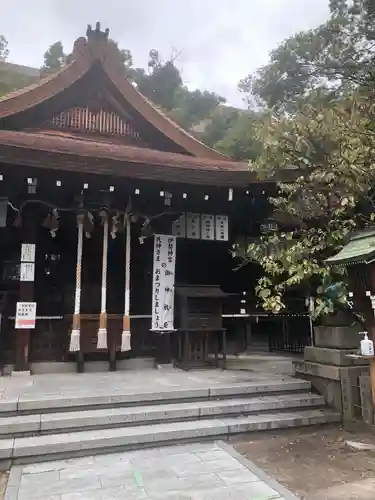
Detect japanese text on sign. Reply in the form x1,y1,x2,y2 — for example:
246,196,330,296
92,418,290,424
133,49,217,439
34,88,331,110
15,302,37,329
171,214,186,238
186,213,200,240
171,213,229,242
20,262,35,282
215,215,229,241
151,234,177,331
201,214,215,241
21,243,36,263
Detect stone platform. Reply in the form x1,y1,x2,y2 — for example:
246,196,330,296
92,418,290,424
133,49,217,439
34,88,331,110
0,368,339,467
4,441,300,500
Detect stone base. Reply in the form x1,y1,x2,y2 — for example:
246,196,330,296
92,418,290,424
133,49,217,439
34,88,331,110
314,325,360,349
294,360,370,419
304,347,368,367
3,358,156,375
10,370,31,377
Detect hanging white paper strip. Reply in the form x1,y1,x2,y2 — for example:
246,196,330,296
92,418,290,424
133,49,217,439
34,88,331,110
151,234,177,331
186,213,200,239
201,214,215,241
215,215,229,241
171,213,186,238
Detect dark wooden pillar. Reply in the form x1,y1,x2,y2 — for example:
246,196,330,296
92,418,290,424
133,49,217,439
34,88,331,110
15,205,38,372
368,266,375,407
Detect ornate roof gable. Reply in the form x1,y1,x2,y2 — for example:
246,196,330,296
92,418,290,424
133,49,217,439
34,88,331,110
0,22,227,159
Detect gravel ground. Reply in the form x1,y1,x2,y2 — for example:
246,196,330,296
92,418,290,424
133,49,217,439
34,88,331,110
0,472,8,499
234,423,375,500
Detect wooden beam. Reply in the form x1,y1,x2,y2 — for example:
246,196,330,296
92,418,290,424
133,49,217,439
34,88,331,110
15,204,39,371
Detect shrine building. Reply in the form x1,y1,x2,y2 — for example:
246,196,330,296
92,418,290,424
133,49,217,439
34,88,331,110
0,23,305,374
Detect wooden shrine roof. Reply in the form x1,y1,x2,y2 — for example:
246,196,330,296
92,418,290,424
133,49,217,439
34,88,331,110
0,129,260,186
326,230,375,267
0,23,300,187
0,23,225,160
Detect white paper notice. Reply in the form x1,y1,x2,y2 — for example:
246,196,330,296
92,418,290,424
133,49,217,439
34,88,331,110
15,302,37,329
201,214,215,241
151,234,177,331
186,213,200,239
21,243,36,263
171,214,186,238
20,262,35,282
215,215,229,241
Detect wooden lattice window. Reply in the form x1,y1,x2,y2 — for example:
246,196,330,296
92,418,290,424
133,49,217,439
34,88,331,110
48,107,140,139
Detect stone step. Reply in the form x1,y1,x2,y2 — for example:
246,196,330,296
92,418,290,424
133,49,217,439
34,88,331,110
0,379,312,415
0,408,340,466
0,392,325,437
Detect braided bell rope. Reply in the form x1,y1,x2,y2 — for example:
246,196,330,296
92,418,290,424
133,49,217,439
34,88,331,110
69,217,84,352
121,218,131,352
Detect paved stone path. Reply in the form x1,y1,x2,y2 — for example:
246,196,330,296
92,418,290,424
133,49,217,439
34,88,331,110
5,442,298,499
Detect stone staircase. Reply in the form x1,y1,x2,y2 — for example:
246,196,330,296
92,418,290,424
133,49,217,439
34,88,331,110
0,377,339,467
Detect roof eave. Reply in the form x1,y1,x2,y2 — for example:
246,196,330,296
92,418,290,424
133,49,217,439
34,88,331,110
326,252,375,267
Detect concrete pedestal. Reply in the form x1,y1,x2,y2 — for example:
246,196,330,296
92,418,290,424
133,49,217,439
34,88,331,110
293,325,370,420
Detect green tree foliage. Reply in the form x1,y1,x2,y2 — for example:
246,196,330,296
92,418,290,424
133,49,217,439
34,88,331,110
0,35,9,62
0,35,37,97
241,0,375,113
41,41,66,75
233,93,375,318
170,88,225,130
135,50,183,111
133,50,225,128
0,68,36,97
214,111,262,160
197,106,240,148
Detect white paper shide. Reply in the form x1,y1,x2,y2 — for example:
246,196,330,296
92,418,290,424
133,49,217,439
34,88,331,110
152,234,177,331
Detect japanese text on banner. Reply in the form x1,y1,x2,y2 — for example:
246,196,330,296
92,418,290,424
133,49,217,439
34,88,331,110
151,234,177,331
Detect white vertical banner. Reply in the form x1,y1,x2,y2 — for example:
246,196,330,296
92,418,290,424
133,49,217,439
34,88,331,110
215,215,229,241
152,234,177,331
201,214,215,241
171,213,186,238
186,213,200,239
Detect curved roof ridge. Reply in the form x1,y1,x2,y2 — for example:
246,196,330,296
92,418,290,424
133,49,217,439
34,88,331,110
0,23,229,160
103,60,227,160
134,88,228,160
0,59,89,118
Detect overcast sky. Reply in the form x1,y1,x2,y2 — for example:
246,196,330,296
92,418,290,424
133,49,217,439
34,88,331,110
0,0,329,106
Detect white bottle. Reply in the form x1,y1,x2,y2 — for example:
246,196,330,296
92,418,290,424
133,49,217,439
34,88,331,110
359,332,374,356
